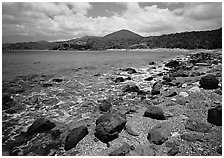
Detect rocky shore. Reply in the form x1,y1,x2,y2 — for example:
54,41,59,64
2,49,222,156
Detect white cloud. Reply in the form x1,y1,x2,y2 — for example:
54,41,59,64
2,2,222,43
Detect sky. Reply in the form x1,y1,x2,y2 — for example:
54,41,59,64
2,2,222,43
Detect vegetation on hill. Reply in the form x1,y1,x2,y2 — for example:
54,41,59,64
3,28,222,50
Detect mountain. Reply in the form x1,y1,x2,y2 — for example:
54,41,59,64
2,28,222,50
104,29,143,39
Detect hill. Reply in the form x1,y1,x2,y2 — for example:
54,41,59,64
103,29,143,39
2,28,222,50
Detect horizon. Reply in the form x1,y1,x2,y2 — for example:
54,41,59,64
2,2,222,43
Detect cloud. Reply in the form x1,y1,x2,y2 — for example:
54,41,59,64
2,2,222,43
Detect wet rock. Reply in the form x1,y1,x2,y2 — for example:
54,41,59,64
185,119,210,133
123,68,137,74
109,143,130,156
165,60,180,68
147,123,172,145
26,118,56,135
95,113,127,143
179,92,189,98
114,77,125,83
181,133,204,142
149,61,155,65
165,91,177,97
144,76,153,81
124,124,140,136
52,78,63,82
65,125,89,151
151,82,162,95
199,74,219,89
99,100,112,112
143,105,166,120
167,146,180,156
122,84,140,93
207,106,222,126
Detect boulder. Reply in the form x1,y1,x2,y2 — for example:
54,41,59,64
52,78,63,82
99,100,112,112
165,60,180,68
149,61,155,65
65,125,89,151
144,76,153,81
143,106,166,120
147,123,172,145
122,84,140,93
185,119,210,133
199,74,219,89
151,82,162,95
162,75,175,82
207,106,222,126
114,77,125,83
95,113,127,143
127,145,156,156
26,118,56,135
42,83,53,87
123,68,137,74
2,94,15,110
109,143,130,156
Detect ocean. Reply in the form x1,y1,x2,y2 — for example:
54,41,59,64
2,49,188,81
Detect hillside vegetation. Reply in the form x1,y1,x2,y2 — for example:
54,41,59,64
3,28,222,50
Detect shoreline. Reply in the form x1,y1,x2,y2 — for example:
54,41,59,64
2,49,222,156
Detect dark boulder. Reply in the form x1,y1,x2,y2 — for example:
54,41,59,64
2,95,15,110
52,78,63,82
122,84,140,93
64,125,89,151
123,68,137,74
199,74,219,89
109,143,130,156
147,123,171,145
114,77,125,83
143,106,166,120
151,82,162,95
185,119,210,133
26,118,56,135
144,76,153,81
99,100,112,112
207,106,222,126
149,61,155,65
95,113,127,143
165,60,180,68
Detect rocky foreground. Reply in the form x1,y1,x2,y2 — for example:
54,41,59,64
2,49,222,156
